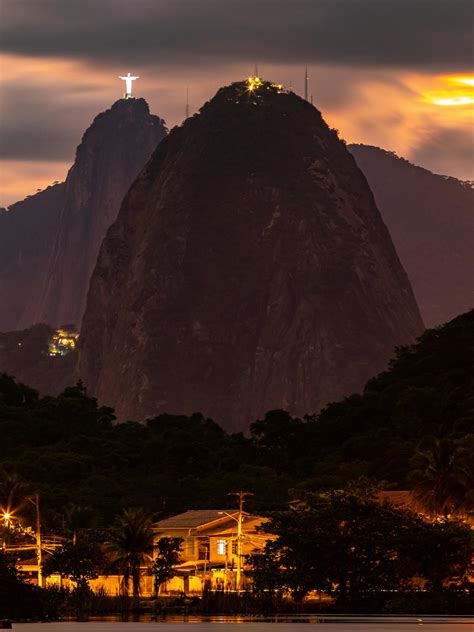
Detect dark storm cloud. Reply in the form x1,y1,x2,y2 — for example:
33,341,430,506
0,81,97,161
1,0,472,71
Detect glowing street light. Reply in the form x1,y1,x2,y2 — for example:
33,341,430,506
219,491,254,592
1,506,17,528
2,495,43,587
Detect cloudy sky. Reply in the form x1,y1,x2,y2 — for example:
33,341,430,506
1,0,473,205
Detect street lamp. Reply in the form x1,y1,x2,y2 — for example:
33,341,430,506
1,512,13,529
218,491,253,592
1,494,43,587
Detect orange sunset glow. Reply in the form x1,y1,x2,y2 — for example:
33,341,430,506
421,75,474,106
2,59,473,207
1,1,473,206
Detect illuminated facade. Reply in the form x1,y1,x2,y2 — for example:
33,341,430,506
152,509,269,594
48,328,79,357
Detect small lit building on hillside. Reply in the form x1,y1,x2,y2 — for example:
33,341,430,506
48,328,79,357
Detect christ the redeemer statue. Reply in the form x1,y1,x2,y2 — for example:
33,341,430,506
119,72,139,98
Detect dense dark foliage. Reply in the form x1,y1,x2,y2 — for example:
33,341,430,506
0,311,472,529
42,539,105,588
152,537,183,596
0,551,48,619
248,489,473,608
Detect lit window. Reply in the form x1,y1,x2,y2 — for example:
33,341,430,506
216,539,226,555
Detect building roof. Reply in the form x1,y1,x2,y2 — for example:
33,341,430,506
155,509,239,530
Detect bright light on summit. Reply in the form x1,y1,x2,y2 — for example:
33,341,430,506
246,76,263,93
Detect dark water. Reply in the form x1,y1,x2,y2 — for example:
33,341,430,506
12,615,474,631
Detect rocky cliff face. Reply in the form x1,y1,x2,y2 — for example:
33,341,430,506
349,144,474,327
32,98,167,328
78,80,423,430
0,183,65,331
0,99,166,332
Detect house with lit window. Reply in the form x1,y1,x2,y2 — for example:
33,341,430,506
152,509,270,594
11,509,271,597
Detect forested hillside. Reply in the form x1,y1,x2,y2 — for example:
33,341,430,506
1,311,472,528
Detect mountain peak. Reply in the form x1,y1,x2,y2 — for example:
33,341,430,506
37,98,167,328
75,98,165,160
191,77,319,123
0,99,168,332
78,80,423,430
107,96,153,118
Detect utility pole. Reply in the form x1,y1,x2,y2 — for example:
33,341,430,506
228,491,253,592
35,493,43,588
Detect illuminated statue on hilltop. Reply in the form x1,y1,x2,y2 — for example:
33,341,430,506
119,72,139,98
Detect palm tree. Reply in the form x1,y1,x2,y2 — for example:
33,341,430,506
107,508,154,604
63,503,97,544
409,437,472,517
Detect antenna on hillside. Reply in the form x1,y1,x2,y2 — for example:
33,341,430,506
304,67,309,101
254,63,259,77
185,86,189,120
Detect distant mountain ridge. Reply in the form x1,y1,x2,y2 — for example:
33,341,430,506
0,183,65,331
0,98,167,331
349,144,474,327
77,80,423,430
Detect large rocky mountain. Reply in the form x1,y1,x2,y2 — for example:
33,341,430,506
78,80,423,431
0,183,65,331
349,144,474,327
37,98,167,328
0,98,167,331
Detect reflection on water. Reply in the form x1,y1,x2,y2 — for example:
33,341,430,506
11,615,474,631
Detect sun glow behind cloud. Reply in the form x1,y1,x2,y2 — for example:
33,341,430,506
449,76,474,87
421,75,474,106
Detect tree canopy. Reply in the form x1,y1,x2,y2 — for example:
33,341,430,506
248,488,473,607
0,311,472,528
